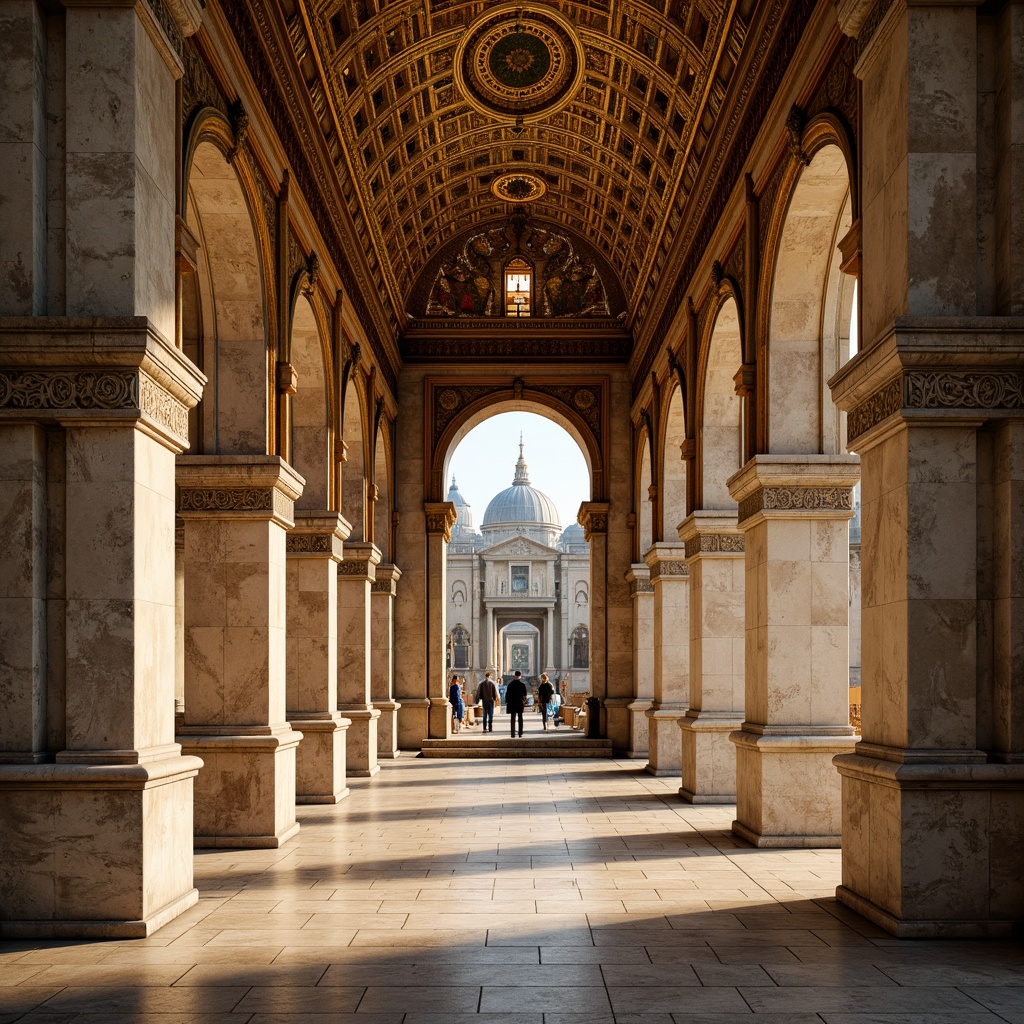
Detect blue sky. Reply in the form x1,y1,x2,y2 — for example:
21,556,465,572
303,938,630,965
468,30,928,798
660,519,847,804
446,412,591,530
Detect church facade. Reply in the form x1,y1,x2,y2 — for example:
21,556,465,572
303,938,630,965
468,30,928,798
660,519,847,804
1,0,1023,943
445,445,590,695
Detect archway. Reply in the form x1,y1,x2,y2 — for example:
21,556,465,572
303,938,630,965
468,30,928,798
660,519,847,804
699,296,743,509
661,384,688,536
290,293,331,510
637,433,653,558
341,372,367,541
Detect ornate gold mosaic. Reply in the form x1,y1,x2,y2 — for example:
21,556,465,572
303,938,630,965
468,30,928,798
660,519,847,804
490,172,547,203
455,5,584,122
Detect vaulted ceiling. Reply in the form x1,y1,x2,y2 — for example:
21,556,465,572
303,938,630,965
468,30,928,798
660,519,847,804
276,0,750,332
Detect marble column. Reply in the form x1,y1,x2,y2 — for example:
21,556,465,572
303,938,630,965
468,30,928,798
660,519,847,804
644,544,690,776
371,563,403,759
424,502,457,738
176,456,305,848
485,605,494,669
286,511,352,804
727,457,860,846
625,564,653,759
337,542,381,776
579,503,610,737
545,606,555,674
678,511,745,802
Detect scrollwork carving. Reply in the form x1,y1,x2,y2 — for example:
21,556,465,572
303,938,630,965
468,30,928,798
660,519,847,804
683,533,745,558
0,369,137,411
653,560,689,578
286,534,334,554
179,488,275,513
630,579,655,595
738,486,854,524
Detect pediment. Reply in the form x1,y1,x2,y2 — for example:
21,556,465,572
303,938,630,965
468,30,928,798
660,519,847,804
481,536,557,559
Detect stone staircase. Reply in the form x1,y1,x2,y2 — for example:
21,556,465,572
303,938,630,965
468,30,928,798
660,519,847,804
420,733,613,758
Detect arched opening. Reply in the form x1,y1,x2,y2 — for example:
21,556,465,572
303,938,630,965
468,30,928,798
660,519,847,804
341,375,367,541
443,410,591,705
184,140,268,455
290,294,331,510
700,297,743,508
638,433,653,557
768,144,854,454
661,384,688,535
373,425,392,562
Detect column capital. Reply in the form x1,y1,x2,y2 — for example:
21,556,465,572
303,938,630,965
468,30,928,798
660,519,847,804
678,510,744,558
643,542,690,580
727,455,861,529
340,541,382,581
578,501,610,540
176,456,305,529
829,321,1024,452
625,563,654,596
371,562,402,595
287,510,351,560
424,501,457,540
0,318,205,453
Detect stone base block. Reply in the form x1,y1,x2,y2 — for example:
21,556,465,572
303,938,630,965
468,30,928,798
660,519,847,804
605,697,631,751
291,714,350,804
340,707,381,777
834,753,1024,937
731,729,856,847
374,699,402,759
397,698,431,748
679,713,742,803
178,727,302,847
645,705,687,776
626,699,652,759
0,757,201,938
427,697,451,740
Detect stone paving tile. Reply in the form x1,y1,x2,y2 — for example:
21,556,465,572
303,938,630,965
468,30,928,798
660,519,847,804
5,758,1024,1023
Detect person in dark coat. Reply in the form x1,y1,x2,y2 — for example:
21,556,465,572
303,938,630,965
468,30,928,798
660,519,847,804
504,670,527,738
538,673,554,731
476,671,499,732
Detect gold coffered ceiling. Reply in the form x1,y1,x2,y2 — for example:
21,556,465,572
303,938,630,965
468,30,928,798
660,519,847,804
288,0,745,328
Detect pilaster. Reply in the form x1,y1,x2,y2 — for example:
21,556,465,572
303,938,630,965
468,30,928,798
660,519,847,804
337,541,382,776
371,562,403,759
579,502,610,737
625,563,653,758
677,511,745,803
287,511,352,804
176,456,305,848
644,544,690,776
727,456,860,847
424,501,457,739
829,322,1024,935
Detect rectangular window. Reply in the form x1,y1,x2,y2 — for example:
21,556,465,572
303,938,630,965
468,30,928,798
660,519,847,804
511,565,529,593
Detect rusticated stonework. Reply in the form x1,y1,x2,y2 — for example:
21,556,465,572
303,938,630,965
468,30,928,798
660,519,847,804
847,371,1024,445
179,488,274,513
684,533,745,558
737,486,854,524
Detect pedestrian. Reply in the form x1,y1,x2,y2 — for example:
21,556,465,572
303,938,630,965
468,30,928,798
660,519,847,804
538,673,554,731
550,687,562,727
476,671,499,732
504,670,527,738
449,674,464,733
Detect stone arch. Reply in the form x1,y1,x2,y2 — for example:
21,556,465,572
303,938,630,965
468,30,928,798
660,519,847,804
696,295,743,508
373,419,392,561
184,138,270,455
290,292,332,510
764,142,854,454
660,382,688,536
342,368,369,541
637,430,653,558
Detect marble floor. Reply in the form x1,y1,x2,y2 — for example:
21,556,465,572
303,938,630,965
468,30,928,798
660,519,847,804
2,755,1024,1024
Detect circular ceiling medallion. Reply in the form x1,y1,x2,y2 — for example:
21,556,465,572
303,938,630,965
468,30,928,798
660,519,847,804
490,172,547,203
454,4,585,122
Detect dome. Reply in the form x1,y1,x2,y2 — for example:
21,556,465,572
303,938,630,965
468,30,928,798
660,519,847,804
481,442,561,531
560,522,586,546
447,476,475,532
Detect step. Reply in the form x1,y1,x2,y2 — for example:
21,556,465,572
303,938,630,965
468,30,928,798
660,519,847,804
420,736,613,758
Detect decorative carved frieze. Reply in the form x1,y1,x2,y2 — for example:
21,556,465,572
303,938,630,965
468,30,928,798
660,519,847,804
684,533,745,558
338,559,376,579
630,579,655,595
286,533,335,554
179,488,275,513
651,560,690,579
847,371,1024,445
0,368,189,446
371,578,396,594
738,486,854,524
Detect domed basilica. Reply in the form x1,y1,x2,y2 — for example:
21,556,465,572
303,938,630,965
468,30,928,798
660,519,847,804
446,443,590,692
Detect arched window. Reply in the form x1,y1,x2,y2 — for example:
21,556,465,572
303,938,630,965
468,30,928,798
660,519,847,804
570,625,589,669
451,624,471,670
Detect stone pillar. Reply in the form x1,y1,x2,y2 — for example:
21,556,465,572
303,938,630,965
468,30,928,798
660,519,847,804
286,512,352,804
644,544,690,776
579,502,610,736
371,563,402,759
727,457,860,847
485,605,494,669
677,511,745,802
545,606,554,674
337,542,381,776
176,456,304,848
424,502,457,738
625,564,653,758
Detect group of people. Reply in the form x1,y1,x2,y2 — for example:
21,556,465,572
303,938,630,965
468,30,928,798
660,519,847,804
448,672,564,737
